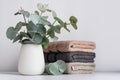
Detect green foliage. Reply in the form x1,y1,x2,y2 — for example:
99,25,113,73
47,28,55,38
52,11,57,18
6,3,78,48
42,36,49,48
6,27,17,40
69,16,78,29
54,17,64,27
45,60,66,75
37,3,48,13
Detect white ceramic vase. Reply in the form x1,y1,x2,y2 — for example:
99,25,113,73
18,44,45,75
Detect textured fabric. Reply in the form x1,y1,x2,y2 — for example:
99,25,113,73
44,51,95,62
44,40,96,52
65,62,95,74
65,70,94,74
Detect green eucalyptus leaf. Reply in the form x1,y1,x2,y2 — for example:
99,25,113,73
27,21,37,32
45,63,52,74
13,32,30,43
54,17,64,27
14,12,21,15
45,60,66,75
49,63,62,75
7,3,78,45
29,14,51,25
15,22,24,31
6,27,17,40
54,17,70,32
19,10,30,18
21,39,33,44
46,9,52,12
42,16,48,20
45,64,49,73
39,17,51,25
53,25,61,34
34,11,39,15
55,60,66,73
47,28,55,38
27,32,34,38
51,36,58,41
20,32,30,38
29,14,41,24
37,3,48,13
33,33,42,44
42,36,49,49
63,23,70,32
37,24,46,35
23,11,30,18
71,23,77,30
69,16,78,29
52,11,57,18
13,34,21,43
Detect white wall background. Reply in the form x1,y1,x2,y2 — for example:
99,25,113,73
0,0,120,72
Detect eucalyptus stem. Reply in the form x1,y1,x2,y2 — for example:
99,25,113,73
32,32,36,41
66,23,71,25
23,14,27,24
6,3,78,46
20,7,27,24
52,20,56,26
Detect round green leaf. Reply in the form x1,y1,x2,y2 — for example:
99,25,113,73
54,17,64,27
37,24,46,35
21,39,33,44
33,33,42,44
42,36,49,49
6,27,17,40
50,25,61,34
45,60,66,75
29,14,41,24
52,11,57,18
34,11,39,15
45,63,53,74
69,16,78,29
27,21,37,32
55,60,66,73
23,11,30,18
40,17,51,25
47,28,55,38
15,22,24,32
49,63,62,75
37,3,48,13
13,34,21,43
63,23,70,32
14,11,21,15
42,16,48,20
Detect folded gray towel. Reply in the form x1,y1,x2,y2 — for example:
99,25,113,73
44,51,95,63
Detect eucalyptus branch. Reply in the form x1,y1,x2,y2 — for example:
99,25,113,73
52,20,56,26
32,31,36,41
20,7,27,24
6,3,78,47
66,23,71,25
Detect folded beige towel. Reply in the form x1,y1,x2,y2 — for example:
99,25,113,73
65,62,95,74
44,40,96,52
65,70,94,74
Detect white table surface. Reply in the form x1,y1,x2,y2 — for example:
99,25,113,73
0,72,120,80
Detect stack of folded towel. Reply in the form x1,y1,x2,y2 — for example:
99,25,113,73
44,40,96,74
